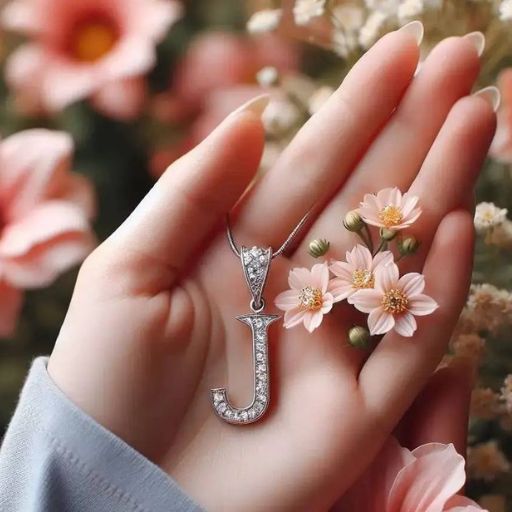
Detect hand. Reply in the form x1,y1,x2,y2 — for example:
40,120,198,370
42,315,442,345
48,26,495,511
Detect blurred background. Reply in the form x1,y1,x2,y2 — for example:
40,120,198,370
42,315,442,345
0,0,512,508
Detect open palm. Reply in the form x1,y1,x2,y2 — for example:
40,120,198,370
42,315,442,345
48,26,495,511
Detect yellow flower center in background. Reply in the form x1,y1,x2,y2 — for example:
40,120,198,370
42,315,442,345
70,19,118,62
378,205,403,227
382,289,409,314
352,269,374,289
299,286,323,311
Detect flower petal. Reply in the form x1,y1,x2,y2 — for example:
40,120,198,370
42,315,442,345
303,310,323,332
401,193,419,217
408,294,439,316
329,260,353,279
388,443,466,512
321,292,334,313
288,267,311,290
328,278,354,302
377,186,401,207
394,313,417,337
368,307,395,335
372,250,394,271
0,129,73,218
283,307,306,329
311,262,329,292
348,288,382,313
375,261,399,292
274,289,300,311
444,494,484,511
399,272,425,297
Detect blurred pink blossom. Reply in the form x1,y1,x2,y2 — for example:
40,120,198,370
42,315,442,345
1,0,182,119
491,69,512,163
148,31,299,176
0,129,96,337
339,438,486,511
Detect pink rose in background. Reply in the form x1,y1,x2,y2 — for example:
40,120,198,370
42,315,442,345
1,0,182,119
490,69,512,163
339,437,486,511
0,129,96,337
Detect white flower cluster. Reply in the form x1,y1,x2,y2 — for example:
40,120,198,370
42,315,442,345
474,202,508,234
468,441,510,481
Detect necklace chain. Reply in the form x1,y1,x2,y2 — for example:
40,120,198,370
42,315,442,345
226,213,309,259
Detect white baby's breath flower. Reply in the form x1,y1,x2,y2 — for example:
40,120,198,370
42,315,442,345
451,332,486,361
500,375,512,413
471,388,502,420
499,0,512,21
397,0,425,22
332,3,365,31
466,283,512,334
358,10,388,49
262,98,301,137
293,0,327,26
307,86,334,115
256,66,279,87
247,9,282,34
485,219,512,249
468,441,510,481
474,202,508,233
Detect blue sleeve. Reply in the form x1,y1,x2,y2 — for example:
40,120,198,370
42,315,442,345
0,357,205,512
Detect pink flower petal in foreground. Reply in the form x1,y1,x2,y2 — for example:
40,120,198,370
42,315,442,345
0,129,95,337
348,262,438,337
358,187,422,231
275,263,333,333
1,0,182,117
339,437,487,512
329,244,393,302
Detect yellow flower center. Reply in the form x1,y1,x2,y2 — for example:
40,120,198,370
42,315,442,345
382,289,409,314
352,269,374,289
378,205,403,227
299,286,323,311
70,19,118,62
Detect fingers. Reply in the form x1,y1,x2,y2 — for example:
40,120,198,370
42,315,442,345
359,210,474,431
105,98,266,281
396,361,474,455
298,35,481,255
235,28,420,249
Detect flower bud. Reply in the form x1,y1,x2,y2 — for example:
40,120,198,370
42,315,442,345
398,235,420,256
308,238,330,258
348,326,371,349
380,227,397,241
343,210,364,232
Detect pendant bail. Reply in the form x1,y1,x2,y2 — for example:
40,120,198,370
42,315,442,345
240,246,272,311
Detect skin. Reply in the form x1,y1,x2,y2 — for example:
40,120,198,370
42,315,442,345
48,29,495,511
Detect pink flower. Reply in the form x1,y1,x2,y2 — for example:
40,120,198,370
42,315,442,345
0,129,95,337
275,263,334,333
490,69,512,163
1,0,182,118
359,187,422,231
329,244,393,302
339,437,486,511
348,262,438,337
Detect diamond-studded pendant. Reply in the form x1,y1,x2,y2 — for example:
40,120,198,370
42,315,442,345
210,246,280,425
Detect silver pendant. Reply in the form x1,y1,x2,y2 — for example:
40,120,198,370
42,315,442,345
210,246,279,425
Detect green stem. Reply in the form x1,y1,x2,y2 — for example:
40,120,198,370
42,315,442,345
363,224,374,253
373,239,388,256
356,230,371,250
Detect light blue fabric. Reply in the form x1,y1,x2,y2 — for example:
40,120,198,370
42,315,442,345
0,357,204,512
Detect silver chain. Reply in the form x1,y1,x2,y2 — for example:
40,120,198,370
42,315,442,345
226,213,309,258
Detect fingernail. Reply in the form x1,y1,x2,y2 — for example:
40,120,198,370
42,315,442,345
463,31,485,57
473,86,501,112
231,94,270,117
397,20,424,46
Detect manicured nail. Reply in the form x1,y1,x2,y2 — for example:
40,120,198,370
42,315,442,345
463,31,485,57
231,94,270,117
397,20,424,46
473,86,501,112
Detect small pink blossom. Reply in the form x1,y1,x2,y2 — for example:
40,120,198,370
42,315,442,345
348,262,438,337
359,187,422,231
329,244,393,302
275,263,333,333
339,437,486,511
0,129,95,337
1,0,182,118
